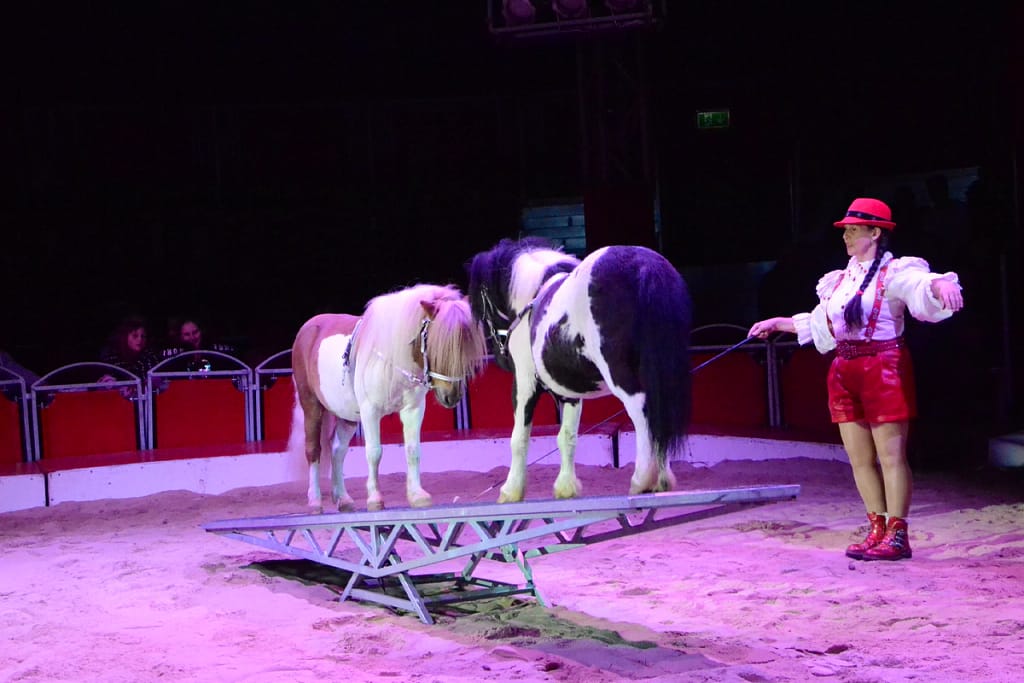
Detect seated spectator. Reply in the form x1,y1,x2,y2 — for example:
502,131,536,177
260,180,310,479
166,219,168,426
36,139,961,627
99,316,162,382
162,316,236,372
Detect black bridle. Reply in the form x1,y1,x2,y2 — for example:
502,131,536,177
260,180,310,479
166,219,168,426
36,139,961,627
478,285,513,360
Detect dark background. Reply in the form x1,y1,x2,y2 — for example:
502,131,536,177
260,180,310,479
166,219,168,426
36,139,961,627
2,2,1022,459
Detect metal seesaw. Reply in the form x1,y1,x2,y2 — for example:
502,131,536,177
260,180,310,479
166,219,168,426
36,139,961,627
204,484,799,624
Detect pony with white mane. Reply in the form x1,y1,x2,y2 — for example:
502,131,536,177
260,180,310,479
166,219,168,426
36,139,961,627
467,237,693,502
290,284,486,512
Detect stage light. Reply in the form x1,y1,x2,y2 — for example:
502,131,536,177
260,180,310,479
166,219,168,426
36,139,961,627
605,0,642,11
503,0,536,25
487,0,662,38
552,0,589,20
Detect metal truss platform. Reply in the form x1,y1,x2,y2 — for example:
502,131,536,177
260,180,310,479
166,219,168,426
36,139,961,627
204,484,799,624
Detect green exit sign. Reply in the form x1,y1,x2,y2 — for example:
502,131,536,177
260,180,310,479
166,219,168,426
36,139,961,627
696,109,730,130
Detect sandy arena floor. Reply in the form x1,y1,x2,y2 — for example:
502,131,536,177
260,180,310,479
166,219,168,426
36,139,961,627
2,458,1022,682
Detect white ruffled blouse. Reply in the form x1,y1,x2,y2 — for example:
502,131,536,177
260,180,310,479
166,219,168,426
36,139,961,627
792,252,959,354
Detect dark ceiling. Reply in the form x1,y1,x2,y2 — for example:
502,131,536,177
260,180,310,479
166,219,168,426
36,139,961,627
1,1,1018,370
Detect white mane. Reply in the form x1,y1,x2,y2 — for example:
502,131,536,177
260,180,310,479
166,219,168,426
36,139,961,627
508,248,578,313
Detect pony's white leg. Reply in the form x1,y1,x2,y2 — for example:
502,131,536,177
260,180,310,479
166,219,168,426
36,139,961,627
361,412,386,511
500,417,530,503
628,417,657,493
553,400,582,499
500,385,539,503
298,400,326,511
307,460,322,510
309,412,338,511
399,398,432,508
330,420,359,511
499,333,540,503
622,393,674,493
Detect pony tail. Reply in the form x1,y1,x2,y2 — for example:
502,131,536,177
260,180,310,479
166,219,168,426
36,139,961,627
286,385,310,481
843,242,886,331
634,263,693,462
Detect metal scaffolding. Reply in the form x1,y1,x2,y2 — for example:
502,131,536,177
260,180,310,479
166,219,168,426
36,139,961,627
205,483,799,624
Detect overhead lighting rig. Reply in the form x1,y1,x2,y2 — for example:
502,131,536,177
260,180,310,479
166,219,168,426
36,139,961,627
488,0,664,40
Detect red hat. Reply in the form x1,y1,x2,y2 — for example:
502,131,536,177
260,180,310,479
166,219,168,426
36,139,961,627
833,198,896,230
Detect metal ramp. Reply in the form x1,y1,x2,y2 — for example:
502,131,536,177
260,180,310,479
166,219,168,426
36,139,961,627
204,484,799,624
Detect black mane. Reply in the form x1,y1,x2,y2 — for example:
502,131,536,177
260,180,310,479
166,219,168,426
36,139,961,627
467,237,564,319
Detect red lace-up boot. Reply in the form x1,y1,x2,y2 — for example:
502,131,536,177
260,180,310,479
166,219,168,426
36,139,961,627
863,516,913,561
845,512,887,560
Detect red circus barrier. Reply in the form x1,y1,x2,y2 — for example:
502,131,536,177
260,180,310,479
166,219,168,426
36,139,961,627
38,389,140,458
146,352,253,449
690,350,768,428
378,391,456,438
466,358,559,430
16,330,828,461
31,363,145,460
151,378,249,449
260,374,295,442
0,390,25,464
780,345,835,434
579,394,631,429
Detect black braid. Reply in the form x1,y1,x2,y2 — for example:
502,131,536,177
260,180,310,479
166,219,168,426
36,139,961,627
843,230,891,331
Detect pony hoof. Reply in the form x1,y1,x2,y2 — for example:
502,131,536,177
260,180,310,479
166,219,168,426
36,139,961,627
367,500,385,512
336,498,356,512
553,477,581,500
629,471,660,494
408,494,433,508
497,489,523,504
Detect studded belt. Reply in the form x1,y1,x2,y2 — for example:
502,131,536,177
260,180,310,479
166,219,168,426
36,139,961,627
834,337,905,360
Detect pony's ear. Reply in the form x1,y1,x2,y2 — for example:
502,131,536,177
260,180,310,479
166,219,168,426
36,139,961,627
420,299,439,318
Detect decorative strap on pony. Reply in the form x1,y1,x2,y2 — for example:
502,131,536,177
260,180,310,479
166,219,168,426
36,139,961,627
341,318,363,368
479,275,558,365
479,285,533,362
506,302,533,339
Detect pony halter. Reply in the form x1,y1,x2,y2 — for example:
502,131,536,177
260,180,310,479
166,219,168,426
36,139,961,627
478,286,512,358
360,317,464,388
416,318,464,387
479,285,536,362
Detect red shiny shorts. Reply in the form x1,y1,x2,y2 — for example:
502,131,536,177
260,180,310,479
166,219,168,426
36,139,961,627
827,342,917,423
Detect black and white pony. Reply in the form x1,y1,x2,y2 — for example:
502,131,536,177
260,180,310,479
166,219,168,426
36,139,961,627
467,237,693,502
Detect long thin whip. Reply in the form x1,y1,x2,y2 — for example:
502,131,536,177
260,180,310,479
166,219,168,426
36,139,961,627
690,335,757,373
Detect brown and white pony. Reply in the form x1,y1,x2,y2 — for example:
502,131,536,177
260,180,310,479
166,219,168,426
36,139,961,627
290,284,485,512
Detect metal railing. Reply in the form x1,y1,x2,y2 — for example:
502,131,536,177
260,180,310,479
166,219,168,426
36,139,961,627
7,330,826,463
